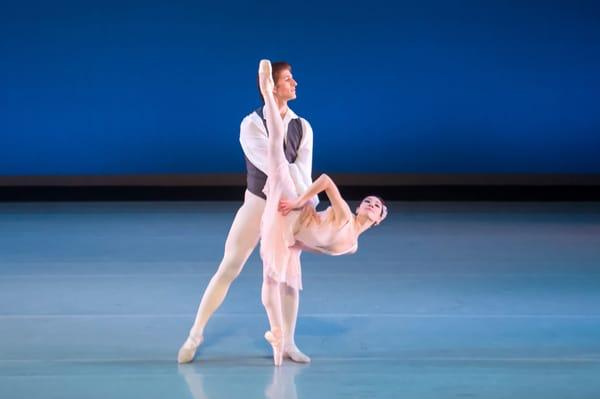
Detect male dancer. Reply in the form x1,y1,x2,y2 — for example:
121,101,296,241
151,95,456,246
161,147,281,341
178,61,317,363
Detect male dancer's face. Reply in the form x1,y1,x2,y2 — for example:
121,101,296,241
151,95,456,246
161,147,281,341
273,69,297,103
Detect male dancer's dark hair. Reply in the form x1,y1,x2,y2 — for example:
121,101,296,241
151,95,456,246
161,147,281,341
257,61,292,104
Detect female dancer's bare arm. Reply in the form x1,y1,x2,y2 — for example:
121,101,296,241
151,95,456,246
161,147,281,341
279,173,351,219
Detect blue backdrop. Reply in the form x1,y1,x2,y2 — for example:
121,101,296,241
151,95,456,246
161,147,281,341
1,0,599,175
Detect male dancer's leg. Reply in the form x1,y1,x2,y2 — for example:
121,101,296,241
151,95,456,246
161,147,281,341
177,190,264,363
190,190,264,337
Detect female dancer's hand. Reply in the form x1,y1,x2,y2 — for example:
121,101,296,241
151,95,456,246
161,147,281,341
278,198,301,216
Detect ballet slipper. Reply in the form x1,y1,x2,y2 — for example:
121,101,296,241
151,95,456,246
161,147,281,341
258,59,275,97
177,335,203,364
264,330,284,366
284,345,311,363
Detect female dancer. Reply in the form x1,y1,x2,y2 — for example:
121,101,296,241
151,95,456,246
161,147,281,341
258,59,387,365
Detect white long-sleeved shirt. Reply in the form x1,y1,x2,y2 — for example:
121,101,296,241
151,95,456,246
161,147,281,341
239,106,318,206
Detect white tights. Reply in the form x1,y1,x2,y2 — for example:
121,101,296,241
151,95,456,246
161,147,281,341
188,190,301,349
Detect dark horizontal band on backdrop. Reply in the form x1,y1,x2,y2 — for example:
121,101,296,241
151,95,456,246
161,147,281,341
1,173,600,187
2,180,600,203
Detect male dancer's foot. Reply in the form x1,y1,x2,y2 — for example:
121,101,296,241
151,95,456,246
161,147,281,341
284,344,311,364
177,335,203,364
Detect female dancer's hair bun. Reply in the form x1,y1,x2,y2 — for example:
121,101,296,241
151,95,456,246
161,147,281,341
375,204,388,226
372,196,388,226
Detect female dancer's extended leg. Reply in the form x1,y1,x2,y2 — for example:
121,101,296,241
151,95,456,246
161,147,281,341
258,59,302,366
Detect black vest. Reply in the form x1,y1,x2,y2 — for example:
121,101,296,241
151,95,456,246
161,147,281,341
245,107,304,199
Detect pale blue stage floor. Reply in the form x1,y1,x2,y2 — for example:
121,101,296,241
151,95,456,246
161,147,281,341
1,201,600,398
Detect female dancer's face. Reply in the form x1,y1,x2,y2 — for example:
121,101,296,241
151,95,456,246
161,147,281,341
357,196,384,224
273,69,297,102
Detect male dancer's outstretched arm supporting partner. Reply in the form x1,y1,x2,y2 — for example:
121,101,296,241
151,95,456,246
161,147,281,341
178,61,317,364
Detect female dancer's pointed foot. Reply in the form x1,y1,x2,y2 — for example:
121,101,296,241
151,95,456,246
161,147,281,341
177,335,203,364
284,345,311,363
264,330,284,366
258,59,274,97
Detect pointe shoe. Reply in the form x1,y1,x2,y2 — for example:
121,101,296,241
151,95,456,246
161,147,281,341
264,330,284,366
284,345,311,363
258,59,274,97
177,335,203,364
